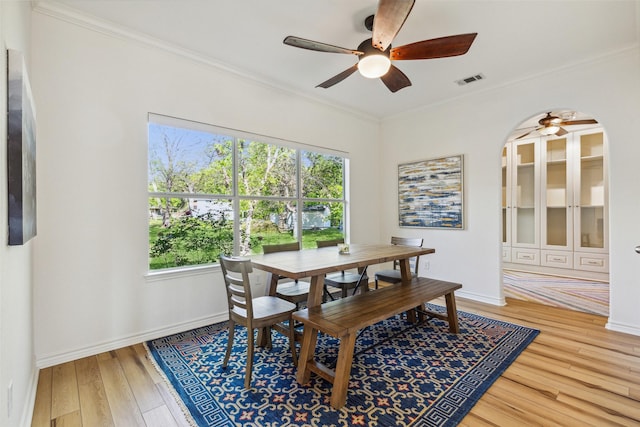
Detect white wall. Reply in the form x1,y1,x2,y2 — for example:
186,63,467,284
1,2,37,427
380,48,640,334
30,11,381,366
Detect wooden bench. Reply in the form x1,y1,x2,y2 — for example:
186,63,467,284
292,277,462,409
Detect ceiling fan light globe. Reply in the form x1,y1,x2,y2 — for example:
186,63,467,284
358,54,391,78
539,125,560,136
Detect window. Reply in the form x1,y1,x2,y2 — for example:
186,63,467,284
148,114,347,271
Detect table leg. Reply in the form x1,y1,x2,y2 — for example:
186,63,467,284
357,267,369,293
307,275,325,307
257,327,269,348
445,291,460,334
399,258,412,284
330,332,357,409
399,258,418,323
266,272,279,296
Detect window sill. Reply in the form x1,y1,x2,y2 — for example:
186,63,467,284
144,263,220,283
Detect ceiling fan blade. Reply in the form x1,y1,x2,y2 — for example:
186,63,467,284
372,0,415,52
391,33,478,60
555,127,568,137
515,129,535,140
560,119,598,126
380,65,412,93
316,64,359,89
283,36,363,55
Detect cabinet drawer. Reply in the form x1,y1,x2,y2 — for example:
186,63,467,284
541,250,573,268
502,246,511,262
574,252,609,273
511,248,540,265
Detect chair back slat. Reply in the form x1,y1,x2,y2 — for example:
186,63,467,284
220,255,254,315
262,242,300,254
316,238,345,248
390,236,424,247
228,283,248,310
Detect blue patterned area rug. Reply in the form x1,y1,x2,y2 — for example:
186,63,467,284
146,305,538,427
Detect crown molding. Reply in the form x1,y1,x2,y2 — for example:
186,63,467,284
32,1,379,124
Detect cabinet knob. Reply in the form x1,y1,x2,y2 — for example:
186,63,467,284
636,246,640,254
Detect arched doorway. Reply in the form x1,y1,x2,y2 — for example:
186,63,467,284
501,110,609,316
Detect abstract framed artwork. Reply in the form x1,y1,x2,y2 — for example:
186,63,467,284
398,154,464,229
7,49,37,245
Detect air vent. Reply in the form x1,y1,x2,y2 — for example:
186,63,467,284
455,73,485,86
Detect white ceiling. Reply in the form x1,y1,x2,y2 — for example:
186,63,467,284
36,0,638,121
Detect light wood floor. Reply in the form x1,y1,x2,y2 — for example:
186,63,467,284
31,297,640,426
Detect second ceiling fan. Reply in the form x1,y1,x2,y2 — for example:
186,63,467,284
283,0,477,93
515,112,599,140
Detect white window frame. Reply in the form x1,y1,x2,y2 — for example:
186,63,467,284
147,113,350,276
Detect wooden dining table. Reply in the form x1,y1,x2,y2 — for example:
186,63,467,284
250,243,435,344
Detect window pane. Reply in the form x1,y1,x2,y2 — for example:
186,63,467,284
301,202,345,249
149,197,233,270
301,151,344,199
148,123,233,195
238,200,297,255
237,139,297,197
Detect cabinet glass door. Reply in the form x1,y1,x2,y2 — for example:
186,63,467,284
512,139,538,247
543,136,571,249
576,131,605,250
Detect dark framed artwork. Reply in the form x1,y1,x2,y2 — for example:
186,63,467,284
398,154,464,229
7,49,37,245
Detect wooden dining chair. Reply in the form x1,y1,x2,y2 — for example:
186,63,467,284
262,242,311,308
219,255,297,389
374,237,424,289
316,238,369,298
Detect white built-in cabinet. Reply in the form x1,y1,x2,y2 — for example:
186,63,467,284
502,128,608,275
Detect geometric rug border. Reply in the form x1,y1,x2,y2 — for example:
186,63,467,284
146,323,228,427
411,313,539,426
143,340,200,427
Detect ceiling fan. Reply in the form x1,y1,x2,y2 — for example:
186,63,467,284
515,112,599,140
282,0,477,93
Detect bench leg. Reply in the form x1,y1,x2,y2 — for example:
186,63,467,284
444,292,460,334
330,332,357,409
296,326,319,384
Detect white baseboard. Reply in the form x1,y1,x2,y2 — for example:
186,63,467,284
606,320,640,337
19,368,39,427
36,312,228,368
456,290,506,306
